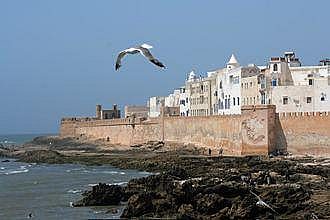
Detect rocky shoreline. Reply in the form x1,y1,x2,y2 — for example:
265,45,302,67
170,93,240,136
1,136,329,219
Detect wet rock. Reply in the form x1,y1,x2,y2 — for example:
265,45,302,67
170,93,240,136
18,150,66,164
177,204,195,219
74,183,124,206
195,193,231,215
121,192,156,218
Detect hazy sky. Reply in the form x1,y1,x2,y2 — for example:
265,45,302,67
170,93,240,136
0,0,329,134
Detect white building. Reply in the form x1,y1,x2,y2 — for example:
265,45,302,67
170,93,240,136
217,54,242,115
148,96,165,117
179,85,190,116
271,76,330,113
266,52,330,113
165,89,180,107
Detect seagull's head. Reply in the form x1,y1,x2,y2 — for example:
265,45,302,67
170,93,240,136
141,43,153,49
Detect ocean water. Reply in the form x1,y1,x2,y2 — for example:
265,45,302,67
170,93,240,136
0,134,151,219
0,159,150,219
0,133,52,146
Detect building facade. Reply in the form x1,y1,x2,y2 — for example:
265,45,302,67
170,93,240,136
217,54,242,115
124,105,149,118
148,96,165,117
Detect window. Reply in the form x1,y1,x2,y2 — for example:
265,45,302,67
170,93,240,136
237,97,240,106
233,97,236,106
241,83,243,88
273,63,278,72
283,97,288,105
308,79,313,85
253,97,256,104
321,96,325,101
219,81,223,89
250,82,253,87
307,97,312,103
272,79,277,86
214,91,218,96
219,100,224,109
261,94,266,104
229,75,233,83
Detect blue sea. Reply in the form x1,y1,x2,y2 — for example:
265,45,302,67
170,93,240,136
0,134,150,219
0,133,51,146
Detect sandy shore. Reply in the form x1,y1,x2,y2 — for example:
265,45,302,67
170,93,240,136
1,135,329,219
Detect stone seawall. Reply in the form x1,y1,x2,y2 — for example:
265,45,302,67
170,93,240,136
60,106,330,156
60,105,276,156
276,112,330,157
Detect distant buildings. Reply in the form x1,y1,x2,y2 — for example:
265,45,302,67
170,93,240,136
124,105,149,118
96,104,121,119
146,51,329,117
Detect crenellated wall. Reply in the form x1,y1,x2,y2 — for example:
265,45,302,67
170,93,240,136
276,111,330,157
60,106,330,156
60,105,276,156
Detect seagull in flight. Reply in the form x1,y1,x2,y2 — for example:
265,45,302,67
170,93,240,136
115,43,166,70
250,190,279,214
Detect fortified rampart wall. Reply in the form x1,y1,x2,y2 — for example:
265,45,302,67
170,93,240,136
276,112,330,157
60,105,276,156
60,106,330,156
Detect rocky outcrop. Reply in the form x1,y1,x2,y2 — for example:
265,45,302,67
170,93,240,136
74,183,124,206
74,155,329,219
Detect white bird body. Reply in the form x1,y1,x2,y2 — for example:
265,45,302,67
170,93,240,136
250,190,278,214
115,43,166,70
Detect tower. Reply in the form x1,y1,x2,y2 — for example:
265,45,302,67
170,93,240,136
226,54,240,70
96,104,102,119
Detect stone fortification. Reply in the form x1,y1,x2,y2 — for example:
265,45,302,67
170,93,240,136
276,111,330,157
60,105,276,156
60,105,330,156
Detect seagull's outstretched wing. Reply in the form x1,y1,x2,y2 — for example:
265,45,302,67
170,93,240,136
250,190,278,214
138,46,166,69
115,48,139,71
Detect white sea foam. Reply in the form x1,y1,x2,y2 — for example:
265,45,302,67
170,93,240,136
67,189,82,194
119,172,126,175
0,167,5,170
101,171,119,174
112,181,128,186
88,183,98,187
93,210,107,214
5,169,29,175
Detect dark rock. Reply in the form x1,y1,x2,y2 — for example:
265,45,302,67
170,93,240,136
74,183,124,206
121,192,156,218
177,204,195,219
195,193,231,215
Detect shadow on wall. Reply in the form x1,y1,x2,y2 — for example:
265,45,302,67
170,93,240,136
275,113,287,153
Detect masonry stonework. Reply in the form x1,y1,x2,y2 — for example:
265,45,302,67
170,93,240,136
276,112,330,157
60,105,277,156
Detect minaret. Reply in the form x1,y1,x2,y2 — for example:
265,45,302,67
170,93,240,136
226,54,240,70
